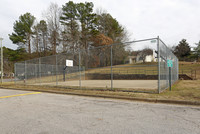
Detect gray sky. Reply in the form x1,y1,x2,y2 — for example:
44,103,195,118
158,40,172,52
1,0,200,49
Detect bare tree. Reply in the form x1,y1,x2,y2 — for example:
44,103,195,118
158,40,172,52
140,48,153,63
32,20,48,56
32,23,40,53
43,2,61,54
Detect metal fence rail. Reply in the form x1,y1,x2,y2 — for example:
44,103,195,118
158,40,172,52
15,37,179,93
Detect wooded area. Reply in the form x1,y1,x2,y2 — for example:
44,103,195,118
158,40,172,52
9,1,127,55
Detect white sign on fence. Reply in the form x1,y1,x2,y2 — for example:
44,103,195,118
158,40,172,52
66,60,73,67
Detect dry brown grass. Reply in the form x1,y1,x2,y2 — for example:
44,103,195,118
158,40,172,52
1,80,200,102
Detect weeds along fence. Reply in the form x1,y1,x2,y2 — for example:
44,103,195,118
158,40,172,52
15,37,179,93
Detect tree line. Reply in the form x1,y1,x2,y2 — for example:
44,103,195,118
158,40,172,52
6,1,200,73
9,1,128,57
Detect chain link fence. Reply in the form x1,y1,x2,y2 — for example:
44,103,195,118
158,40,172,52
158,38,179,92
15,37,179,93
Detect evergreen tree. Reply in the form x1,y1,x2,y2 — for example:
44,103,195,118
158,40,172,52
194,41,200,61
9,13,36,53
60,1,80,53
77,2,98,49
174,39,191,61
96,12,125,43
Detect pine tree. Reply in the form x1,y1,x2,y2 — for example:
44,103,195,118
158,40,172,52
9,13,35,53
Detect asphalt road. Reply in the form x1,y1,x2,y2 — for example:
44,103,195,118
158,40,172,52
0,88,199,134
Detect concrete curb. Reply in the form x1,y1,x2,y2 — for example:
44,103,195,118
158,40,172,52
1,87,200,106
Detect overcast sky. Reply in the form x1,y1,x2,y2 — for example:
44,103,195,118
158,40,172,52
1,0,200,49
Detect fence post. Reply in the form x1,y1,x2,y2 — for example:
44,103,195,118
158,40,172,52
79,49,81,89
35,63,37,83
111,45,113,90
177,59,179,81
56,55,58,86
14,63,16,85
169,67,172,91
157,36,161,93
24,61,27,85
39,58,41,85
52,65,53,82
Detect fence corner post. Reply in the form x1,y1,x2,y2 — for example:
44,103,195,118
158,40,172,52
157,36,161,93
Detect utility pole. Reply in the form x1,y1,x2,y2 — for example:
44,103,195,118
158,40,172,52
0,37,3,83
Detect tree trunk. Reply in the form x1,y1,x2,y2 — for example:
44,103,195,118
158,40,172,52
53,31,57,55
43,34,46,56
85,40,89,69
28,34,31,54
36,33,39,53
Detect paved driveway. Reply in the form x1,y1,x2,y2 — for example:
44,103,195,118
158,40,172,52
0,88,199,134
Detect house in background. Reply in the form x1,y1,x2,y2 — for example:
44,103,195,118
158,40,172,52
128,56,136,64
128,49,157,64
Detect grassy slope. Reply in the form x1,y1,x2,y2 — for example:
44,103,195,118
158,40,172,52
23,61,200,84
3,62,200,103
87,62,200,79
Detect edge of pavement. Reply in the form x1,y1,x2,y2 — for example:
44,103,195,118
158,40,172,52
0,86,200,106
